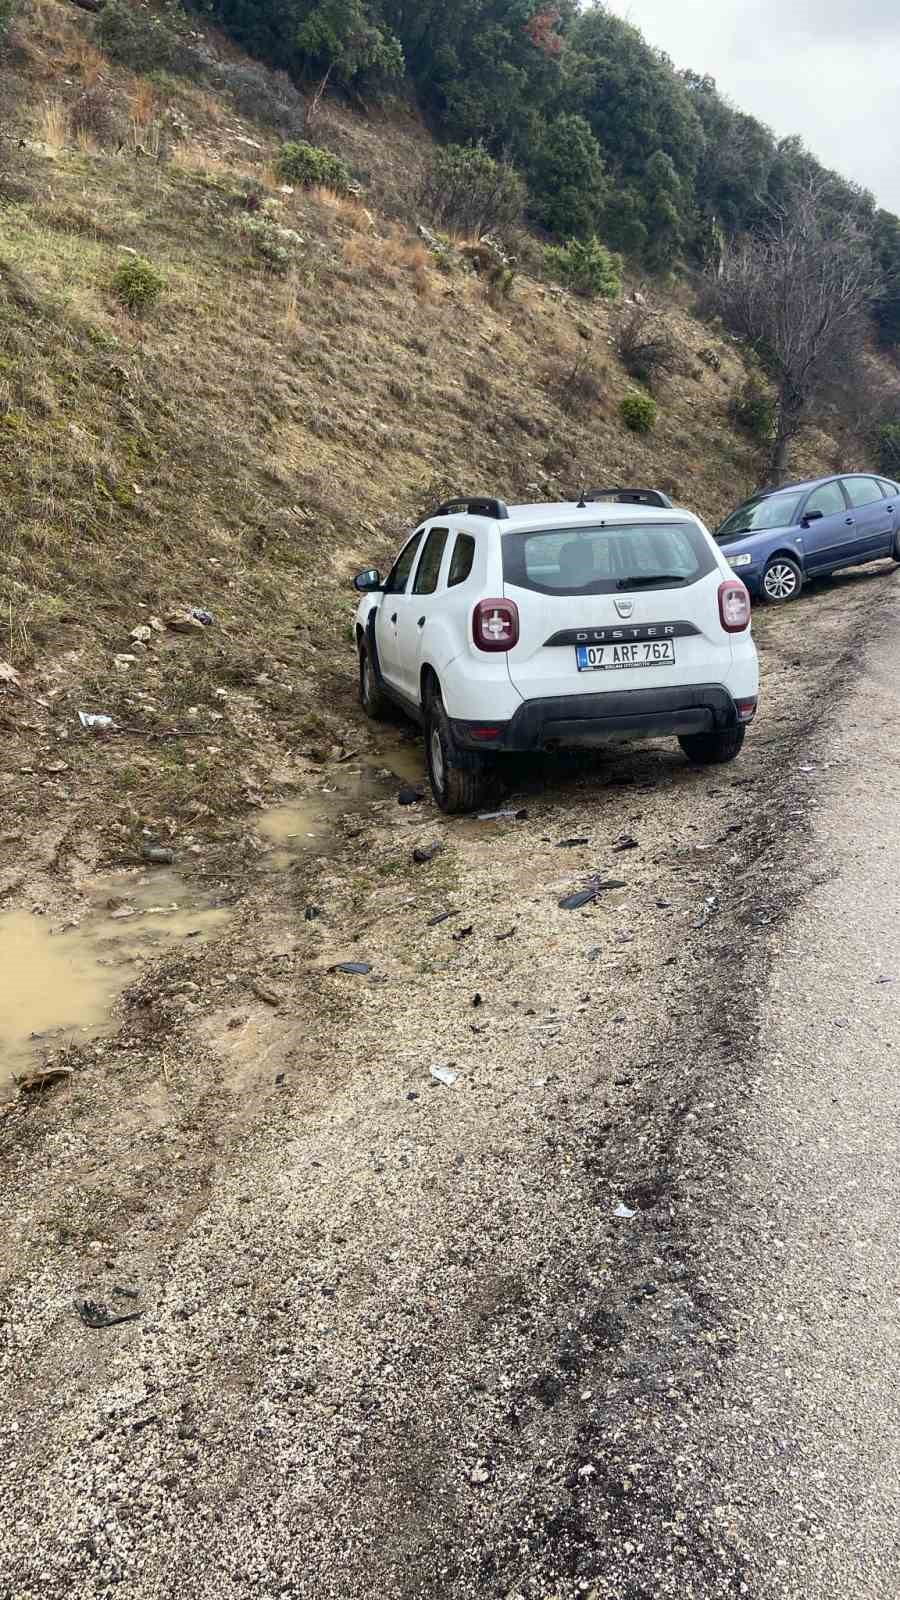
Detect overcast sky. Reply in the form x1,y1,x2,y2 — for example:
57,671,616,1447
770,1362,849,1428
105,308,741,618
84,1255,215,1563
604,0,900,214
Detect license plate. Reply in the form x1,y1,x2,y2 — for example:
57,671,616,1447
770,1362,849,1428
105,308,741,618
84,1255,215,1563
576,640,676,671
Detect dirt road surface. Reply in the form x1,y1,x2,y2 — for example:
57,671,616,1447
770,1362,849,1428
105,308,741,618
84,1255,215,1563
2,564,899,1598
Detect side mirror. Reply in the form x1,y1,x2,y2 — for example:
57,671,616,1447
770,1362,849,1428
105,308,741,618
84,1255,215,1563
801,510,823,527
353,568,382,593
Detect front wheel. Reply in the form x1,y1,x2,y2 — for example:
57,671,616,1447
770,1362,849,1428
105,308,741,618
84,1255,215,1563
761,556,802,604
679,724,746,765
425,690,495,814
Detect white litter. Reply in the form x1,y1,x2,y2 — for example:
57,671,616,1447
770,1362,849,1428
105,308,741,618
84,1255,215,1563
613,1202,637,1219
430,1064,458,1087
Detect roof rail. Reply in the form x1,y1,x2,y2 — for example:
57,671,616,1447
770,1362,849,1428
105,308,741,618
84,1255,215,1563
579,486,673,509
432,496,510,521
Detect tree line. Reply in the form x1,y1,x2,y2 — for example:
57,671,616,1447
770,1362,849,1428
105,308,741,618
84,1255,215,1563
185,0,900,348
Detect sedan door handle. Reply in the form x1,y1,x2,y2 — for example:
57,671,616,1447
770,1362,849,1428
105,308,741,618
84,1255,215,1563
390,612,398,624
417,616,426,628
844,517,855,525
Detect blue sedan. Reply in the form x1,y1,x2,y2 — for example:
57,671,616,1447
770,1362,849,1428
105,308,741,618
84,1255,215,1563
714,473,900,603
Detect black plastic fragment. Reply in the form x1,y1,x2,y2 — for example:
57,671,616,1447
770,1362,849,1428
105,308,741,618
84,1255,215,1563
613,834,639,851
74,1298,142,1329
559,889,597,911
557,838,589,848
413,842,444,864
452,925,474,941
332,961,372,975
398,787,424,806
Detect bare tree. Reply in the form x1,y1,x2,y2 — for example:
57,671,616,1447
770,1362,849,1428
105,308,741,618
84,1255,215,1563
707,183,880,482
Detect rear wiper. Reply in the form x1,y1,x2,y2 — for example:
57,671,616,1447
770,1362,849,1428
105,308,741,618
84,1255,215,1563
616,573,687,590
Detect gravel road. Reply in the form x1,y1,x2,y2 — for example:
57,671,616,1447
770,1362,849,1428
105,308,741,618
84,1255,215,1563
1,566,899,1599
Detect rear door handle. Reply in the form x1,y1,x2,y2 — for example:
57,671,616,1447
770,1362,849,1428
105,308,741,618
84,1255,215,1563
845,517,855,525
417,616,426,628
390,612,398,624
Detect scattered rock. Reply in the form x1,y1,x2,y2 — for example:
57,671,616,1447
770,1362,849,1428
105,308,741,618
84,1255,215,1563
613,834,639,852
130,625,153,645
165,612,205,635
469,1461,492,1485
252,979,282,1007
15,1066,74,1093
113,653,138,672
413,842,444,864
141,842,175,865
0,661,21,690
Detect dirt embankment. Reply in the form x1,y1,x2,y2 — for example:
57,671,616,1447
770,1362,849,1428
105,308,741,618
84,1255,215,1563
2,563,896,1600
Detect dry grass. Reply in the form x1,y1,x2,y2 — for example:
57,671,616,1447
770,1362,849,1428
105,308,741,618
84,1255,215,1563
130,79,155,129
67,39,107,89
37,95,68,151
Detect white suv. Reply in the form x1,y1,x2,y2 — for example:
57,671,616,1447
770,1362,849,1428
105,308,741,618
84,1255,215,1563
353,490,759,813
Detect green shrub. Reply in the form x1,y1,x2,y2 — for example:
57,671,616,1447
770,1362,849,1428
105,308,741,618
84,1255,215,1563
620,391,657,433
878,422,900,476
544,235,622,300
0,0,18,45
729,376,776,445
111,256,165,315
276,141,354,194
96,1,203,75
419,144,524,238
236,203,304,273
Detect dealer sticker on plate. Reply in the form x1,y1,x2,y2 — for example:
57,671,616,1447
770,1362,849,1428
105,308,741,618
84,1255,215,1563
576,640,676,671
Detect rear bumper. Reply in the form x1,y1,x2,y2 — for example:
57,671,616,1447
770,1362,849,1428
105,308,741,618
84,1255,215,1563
451,683,746,752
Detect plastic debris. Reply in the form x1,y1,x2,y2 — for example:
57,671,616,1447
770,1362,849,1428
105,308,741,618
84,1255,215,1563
398,787,423,806
78,711,116,731
430,1064,458,1087
427,910,456,926
413,842,444,864
875,975,895,985
559,889,597,911
190,608,214,626
452,925,474,942
74,1298,142,1329
477,808,528,821
495,928,516,941
613,834,639,852
613,1202,637,1219
557,838,589,848
332,961,372,975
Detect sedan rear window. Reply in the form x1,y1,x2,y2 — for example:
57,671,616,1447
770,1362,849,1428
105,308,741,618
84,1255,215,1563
502,521,715,596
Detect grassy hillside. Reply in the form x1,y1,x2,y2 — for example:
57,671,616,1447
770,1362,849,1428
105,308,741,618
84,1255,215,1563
0,0,876,861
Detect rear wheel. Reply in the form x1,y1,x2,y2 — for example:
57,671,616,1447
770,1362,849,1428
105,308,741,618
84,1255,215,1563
761,556,802,604
425,688,495,814
679,724,746,765
892,527,900,562
358,641,391,721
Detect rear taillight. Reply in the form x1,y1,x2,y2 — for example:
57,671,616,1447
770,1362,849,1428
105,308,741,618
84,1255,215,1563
735,696,758,723
718,578,751,633
473,598,519,652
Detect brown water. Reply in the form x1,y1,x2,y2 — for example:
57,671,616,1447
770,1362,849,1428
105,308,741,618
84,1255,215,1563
0,870,229,1095
258,740,425,868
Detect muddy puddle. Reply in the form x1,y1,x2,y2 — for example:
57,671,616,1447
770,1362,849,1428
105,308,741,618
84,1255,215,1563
0,869,229,1097
258,738,425,868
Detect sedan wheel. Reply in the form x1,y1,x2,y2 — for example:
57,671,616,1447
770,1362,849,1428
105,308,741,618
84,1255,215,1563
762,558,802,604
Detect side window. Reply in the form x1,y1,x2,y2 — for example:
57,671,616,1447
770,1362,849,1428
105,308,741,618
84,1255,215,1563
448,532,476,587
843,476,885,508
804,482,845,517
412,527,449,595
384,530,425,595
877,479,899,497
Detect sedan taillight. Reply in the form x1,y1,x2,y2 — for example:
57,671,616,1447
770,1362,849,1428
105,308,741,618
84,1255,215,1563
718,578,751,633
473,598,519,652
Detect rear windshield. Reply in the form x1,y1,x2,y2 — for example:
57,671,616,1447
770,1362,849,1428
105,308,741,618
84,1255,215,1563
502,521,715,596
716,492,804,542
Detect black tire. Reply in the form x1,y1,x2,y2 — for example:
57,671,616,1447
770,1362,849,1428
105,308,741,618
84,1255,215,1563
358,642,391,721
679,724,746,765
760,556,802,604
424,688,495,815
892,528,900,562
